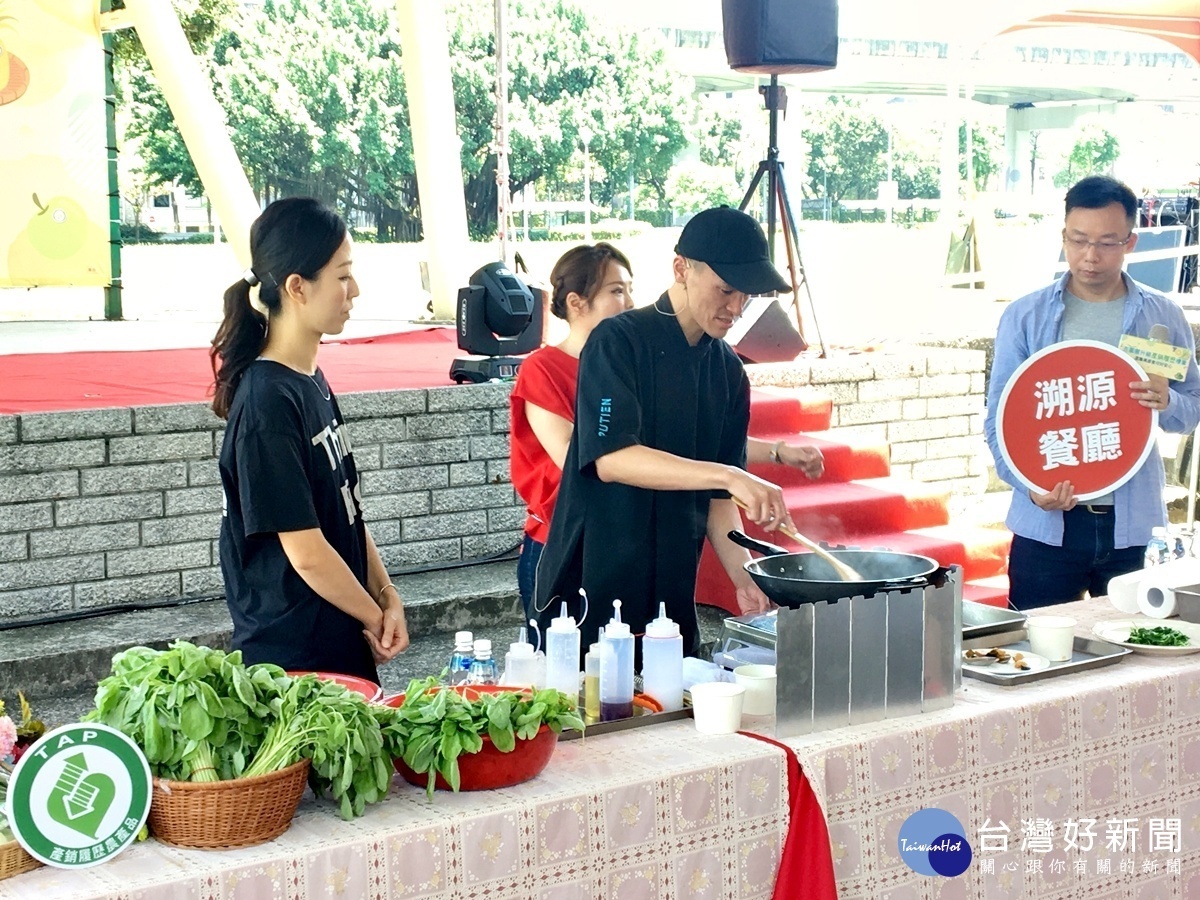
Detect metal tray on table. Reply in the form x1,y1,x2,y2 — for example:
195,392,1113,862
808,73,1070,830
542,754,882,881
961,629,1130,685
962,600,1027,640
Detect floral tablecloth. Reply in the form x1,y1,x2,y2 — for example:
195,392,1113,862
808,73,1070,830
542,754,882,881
782,596,1200,899
0,725,789,900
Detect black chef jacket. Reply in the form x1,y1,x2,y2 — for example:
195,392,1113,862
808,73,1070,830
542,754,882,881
532,293,751,660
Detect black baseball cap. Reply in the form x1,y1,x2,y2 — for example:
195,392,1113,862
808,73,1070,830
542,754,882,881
674,207,791,295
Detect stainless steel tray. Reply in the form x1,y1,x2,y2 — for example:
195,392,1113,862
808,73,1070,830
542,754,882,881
962,600,1027,640
557,699,692,741
962,629,1130,685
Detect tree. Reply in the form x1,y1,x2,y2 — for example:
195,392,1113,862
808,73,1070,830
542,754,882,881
112,0,239,204
666,161,739,217
958,123,1002,192
1054,125,1120,188
801,97,888,204
447,0,691,235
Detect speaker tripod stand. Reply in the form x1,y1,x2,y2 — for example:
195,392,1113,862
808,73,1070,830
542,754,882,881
739,75,826,358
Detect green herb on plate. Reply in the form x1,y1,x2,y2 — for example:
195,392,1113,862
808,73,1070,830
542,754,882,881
1126,625,1190,647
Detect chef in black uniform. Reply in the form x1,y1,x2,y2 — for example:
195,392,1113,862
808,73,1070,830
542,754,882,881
532,206,796,659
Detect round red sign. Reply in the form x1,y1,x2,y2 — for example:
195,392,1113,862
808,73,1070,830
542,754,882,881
996,340,1157,501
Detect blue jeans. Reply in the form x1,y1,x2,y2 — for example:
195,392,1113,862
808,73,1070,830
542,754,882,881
1008,506,1144,610
517,533,544,623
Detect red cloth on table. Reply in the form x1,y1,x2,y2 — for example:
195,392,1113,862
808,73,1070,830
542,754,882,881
739,730,839,900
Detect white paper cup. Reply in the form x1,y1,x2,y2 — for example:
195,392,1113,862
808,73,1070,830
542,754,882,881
690,682,746,734
1025,615,1077,662
733,664,777,716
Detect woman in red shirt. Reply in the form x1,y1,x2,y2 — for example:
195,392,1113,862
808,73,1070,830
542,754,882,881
510,243,634,618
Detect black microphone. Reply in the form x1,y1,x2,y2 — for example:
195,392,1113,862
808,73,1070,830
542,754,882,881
1149,324,1169,342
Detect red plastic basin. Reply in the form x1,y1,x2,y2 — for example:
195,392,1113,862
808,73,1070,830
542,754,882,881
380,685,558,791
285,670,383,703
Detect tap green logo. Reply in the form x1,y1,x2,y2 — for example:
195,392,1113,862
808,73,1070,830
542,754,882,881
5,723,151,868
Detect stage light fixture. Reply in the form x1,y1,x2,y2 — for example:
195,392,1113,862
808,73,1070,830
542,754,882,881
449,261,544,384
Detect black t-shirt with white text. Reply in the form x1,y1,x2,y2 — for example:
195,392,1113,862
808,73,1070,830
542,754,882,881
218,360,377,682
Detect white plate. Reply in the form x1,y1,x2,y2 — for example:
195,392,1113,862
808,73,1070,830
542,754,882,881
1091,619,1200,656
962,649,1051,675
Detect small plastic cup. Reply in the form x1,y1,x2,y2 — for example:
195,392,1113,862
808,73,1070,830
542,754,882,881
1025,615,1077,662
733,664,777,716
689,682,746,734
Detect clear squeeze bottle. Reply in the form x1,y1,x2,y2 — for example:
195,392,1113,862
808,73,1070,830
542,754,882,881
583,642,601,722
640,602,683,712
448,630,474,685
503,627,539,687
599,600,634,721
545,601,582,697
467,639,499,685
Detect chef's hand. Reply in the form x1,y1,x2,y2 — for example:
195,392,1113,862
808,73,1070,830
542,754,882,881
777,443,824,480
364,589,409,663
735,580,772,616
1131,373,1170,412
1030,481,1076,511
727,468,794,534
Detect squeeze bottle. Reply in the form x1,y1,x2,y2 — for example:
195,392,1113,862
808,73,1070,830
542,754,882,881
503,626,539,687
583,642,601,722
598,600,634,721
545,601,582,697
640,602,683,712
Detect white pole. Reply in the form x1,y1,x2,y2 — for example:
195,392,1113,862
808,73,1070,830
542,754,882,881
494,0,510,266
580,126,593,242
394,0,471,319
120,0,258,267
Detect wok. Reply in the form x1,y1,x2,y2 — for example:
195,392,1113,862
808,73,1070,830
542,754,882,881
729,531,941,607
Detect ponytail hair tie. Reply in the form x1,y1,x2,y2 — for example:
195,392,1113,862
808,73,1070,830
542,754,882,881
242,268,260,287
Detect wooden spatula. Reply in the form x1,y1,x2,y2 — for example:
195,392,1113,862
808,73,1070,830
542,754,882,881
731,497,863,581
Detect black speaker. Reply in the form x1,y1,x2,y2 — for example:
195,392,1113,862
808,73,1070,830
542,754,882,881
726,297,807,363
722,0,838,74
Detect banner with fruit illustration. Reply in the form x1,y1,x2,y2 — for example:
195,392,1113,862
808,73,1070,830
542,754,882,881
0,0,110,287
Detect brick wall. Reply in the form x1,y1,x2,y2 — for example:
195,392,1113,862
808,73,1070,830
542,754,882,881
0,348,988,625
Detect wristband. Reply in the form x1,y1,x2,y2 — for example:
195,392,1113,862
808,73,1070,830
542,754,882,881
769,440,784,464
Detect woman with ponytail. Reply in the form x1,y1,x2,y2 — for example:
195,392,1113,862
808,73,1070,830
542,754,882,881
212,197,407,683
509,243,635,619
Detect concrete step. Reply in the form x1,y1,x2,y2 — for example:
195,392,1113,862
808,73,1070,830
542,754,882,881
0,559,524,701
748,386,833,434
748,430,892,485
3,574,733,731
774,477,953,540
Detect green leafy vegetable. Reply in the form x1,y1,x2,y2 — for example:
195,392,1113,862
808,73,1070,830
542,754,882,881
1127,626,1190,647
85,641,391,819
377,677,584,800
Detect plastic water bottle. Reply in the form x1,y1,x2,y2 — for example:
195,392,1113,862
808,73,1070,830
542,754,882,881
1145,526,1170,568
599,600,634,721
583,642,601,722
467,639,499,685
640,602,683,712
503,627,540,687
545,601,582,697
448,631,474,685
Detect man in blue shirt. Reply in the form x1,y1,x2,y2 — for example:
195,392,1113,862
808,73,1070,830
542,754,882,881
985,175,1200,608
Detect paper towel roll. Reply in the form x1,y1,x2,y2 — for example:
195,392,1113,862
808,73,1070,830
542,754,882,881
1107,569,1143,614
1136,559,1200,619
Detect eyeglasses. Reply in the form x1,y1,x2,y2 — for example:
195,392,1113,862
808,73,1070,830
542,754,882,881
1062,232,1133,253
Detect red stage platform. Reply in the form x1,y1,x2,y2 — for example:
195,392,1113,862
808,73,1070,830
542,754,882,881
0,327,463,413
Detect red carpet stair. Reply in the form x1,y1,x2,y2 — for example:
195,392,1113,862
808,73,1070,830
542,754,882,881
696,386,1012,613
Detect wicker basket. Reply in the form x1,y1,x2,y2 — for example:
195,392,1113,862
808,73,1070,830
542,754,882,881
148,758,310,850
0,838,41,881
